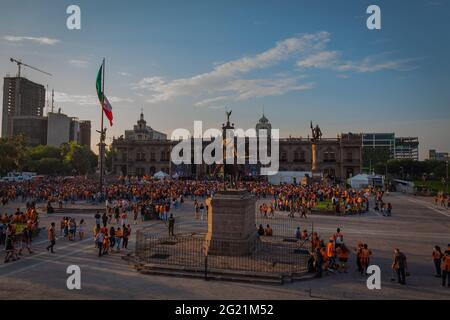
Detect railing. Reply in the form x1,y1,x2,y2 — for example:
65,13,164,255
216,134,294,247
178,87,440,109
135,231,310,275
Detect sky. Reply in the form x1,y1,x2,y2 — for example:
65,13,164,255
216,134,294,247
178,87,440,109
0,0,449,159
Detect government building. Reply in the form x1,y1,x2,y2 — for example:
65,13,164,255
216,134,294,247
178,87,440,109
110,112,362,180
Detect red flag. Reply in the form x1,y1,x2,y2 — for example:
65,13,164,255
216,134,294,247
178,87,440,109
102,95,113,126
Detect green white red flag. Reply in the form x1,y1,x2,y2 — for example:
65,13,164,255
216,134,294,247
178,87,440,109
96,62,113,126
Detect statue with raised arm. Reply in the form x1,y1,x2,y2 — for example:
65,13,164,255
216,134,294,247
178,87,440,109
310,121,322,142
226,110,232,123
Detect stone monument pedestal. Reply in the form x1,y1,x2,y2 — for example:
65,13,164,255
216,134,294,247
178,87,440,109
205,189,258,256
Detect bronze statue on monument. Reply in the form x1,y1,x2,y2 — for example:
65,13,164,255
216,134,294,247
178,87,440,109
310,121,322,142
310,121,322,178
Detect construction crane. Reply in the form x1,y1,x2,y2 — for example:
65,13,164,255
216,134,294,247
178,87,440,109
9,57,52,78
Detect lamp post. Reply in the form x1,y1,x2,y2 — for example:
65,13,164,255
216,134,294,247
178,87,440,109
446,159,449,195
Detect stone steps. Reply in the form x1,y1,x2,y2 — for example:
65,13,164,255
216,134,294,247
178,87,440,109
138,263,313,285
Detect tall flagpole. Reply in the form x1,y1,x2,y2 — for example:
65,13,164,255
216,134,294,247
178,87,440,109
99,58,105,194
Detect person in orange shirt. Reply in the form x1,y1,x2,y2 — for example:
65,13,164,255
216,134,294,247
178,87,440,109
264,224,273,236
442,245,450,287
326,239,336,270
360,244,372,276
336,244,349,273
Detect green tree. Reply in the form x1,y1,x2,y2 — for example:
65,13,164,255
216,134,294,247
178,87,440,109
362,146,391,171
27,145,62,161
0,135,27,175
63,142,97,175
105,146,116,172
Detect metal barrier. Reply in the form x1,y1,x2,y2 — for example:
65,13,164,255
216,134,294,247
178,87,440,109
135,231,310,275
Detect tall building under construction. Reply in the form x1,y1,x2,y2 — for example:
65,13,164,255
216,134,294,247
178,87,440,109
1,76,45,138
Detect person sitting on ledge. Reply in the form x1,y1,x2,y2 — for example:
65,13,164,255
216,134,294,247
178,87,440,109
257,224,265,236
265,224,273,236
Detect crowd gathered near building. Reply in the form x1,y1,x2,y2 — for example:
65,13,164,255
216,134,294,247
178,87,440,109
0,175,449,287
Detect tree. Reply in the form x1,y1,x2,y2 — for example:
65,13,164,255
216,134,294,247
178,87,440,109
362,146,391,171
27,145,62,161
0,135,27,175
63,142,97,175
105,146,116,173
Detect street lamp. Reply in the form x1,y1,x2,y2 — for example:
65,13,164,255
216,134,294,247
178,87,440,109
446,159,449,195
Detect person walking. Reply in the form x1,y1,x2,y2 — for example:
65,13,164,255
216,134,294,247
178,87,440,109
432,246,443,278
95,231,104,257
102,212,108,228
18,225,33,255
115,227,123,251
4,224,19,263
78,219,85,240
122,225,130,250
46,222,56,253
94,211,101,228
109,226,116,249
168,214,175,236
360,244,372,276
442,245,450,287
392,248,408,285
313,247,323,278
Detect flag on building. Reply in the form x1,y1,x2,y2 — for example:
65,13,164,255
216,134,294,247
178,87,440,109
96,62,113,126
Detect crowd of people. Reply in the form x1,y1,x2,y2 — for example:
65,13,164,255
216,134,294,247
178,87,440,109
1,175,449,290
434,193,450,209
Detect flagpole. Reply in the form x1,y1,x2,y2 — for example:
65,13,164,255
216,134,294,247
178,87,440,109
100,58,105,195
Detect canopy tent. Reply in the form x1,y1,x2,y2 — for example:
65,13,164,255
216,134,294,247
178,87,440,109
347,174,370,189
153,171,170,180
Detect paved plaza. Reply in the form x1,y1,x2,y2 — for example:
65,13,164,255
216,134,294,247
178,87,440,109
0,192,449,300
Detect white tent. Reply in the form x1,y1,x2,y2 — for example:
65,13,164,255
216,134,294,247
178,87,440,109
347,174,370,189
153,171,170,180
268,171,311,185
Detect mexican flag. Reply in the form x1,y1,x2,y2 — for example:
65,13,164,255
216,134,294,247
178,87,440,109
96,62,113,126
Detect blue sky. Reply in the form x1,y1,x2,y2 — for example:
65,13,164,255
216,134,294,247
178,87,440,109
0,0,449,159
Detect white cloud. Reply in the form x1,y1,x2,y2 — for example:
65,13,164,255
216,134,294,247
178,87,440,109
54,92,134,106
133,31,415,107
3,35,60,45
335,57,416,73
297,51,340,68
134,32,328,105
298,51,416,73
69,59,88,68
118,72,131,77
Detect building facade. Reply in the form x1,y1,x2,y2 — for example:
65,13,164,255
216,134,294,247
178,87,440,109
2,76,45,138
79,120,92,147
11,116,48,146
362,133,419,170
46,110,71,147
111,112,362,179
429,149,449,161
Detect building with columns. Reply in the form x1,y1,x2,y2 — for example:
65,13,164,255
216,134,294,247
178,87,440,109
110,112,362,179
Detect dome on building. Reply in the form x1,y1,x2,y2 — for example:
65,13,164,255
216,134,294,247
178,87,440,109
256,112,272,137
258,114,269,124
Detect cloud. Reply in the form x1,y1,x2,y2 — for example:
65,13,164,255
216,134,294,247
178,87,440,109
134,31,415,107
68,59,88,68
133,32,328,105
298,50,416,73
334,57,417,73
54,92,134,106
3,35,60,45
297,51,340,68
118,72,131,77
